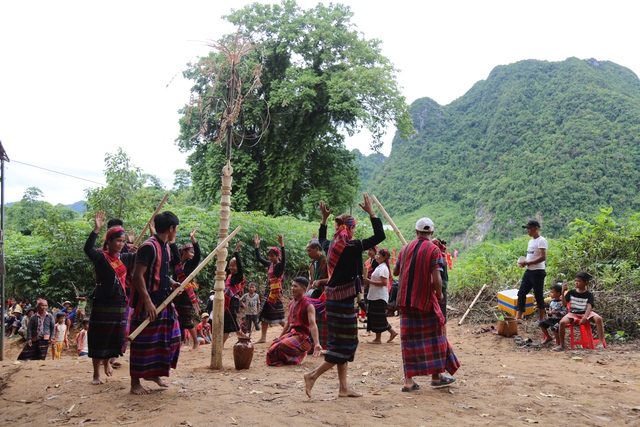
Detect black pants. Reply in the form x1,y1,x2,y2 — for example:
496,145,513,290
518,269,546,312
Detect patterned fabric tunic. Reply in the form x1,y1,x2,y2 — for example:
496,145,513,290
255,247,286,324
129,235,181,379
395,237,459,377
266,297,312,366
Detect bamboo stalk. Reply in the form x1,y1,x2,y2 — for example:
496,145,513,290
371,195,407,246
128,226,242,341
132,194,169,247
458,284,487,326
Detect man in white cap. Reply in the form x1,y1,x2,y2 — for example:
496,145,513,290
516,220,547,323
393,218,460,392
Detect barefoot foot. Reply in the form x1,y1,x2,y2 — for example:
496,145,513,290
103,360,114,377
338,388,362,397
144,376,169,387
367,340,382,344
303,373,316,398
92,375,104,385
387,330,398,343
130,384,151,395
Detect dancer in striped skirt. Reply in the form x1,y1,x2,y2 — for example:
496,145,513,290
254,233,286,343
304,193,385,398
129,211,182,395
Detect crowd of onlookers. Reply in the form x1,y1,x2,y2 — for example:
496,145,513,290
4,296,89,359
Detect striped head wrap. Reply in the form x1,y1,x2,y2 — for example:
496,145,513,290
179,243,194,253
268,246,281,257
105,226,125,244
432,238,446,252
327,218,357,278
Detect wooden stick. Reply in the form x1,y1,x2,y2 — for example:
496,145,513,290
371,195,407,246
458,284,487,326
128,226,242,341
132,194,169,247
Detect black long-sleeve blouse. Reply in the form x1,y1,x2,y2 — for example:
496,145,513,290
319,217,385,288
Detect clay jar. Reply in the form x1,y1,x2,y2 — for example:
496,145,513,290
233,336,254,370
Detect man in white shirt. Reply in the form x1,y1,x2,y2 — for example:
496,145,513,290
516,220,548,323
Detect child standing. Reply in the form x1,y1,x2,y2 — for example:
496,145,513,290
77,318,89,357
538,284,567,345
240,283,261,333
554,272,606,351
51,312,68,359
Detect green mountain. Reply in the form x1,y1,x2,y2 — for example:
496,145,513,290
368,57,640,243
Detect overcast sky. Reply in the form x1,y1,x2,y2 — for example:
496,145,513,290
1,0,638,205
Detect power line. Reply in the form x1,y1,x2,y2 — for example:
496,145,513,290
10,160,106,186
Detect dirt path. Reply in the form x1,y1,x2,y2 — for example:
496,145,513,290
1,316,639,426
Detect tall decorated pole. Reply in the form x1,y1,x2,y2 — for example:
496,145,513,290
186,32,267,369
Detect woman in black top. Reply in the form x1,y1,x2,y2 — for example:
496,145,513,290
303,193,385,398
171,228,201,350
83,211,136,385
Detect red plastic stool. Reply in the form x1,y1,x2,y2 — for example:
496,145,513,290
569,319,607,349
569,320,594,349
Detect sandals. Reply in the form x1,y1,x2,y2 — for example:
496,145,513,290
401,381,420,392
431,375,456,388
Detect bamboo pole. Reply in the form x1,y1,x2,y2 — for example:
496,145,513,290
132,194,169,247
128,226,242,341
457,284,487,326
371,195,407,246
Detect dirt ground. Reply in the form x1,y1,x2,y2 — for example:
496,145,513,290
1,314,639,427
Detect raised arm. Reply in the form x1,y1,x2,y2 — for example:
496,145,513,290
358,193,386,250
84,211,106,263
254,234,271,267
318,201,332,253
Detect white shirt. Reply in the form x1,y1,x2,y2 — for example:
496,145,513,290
526,236,548,270
368,263,390,302
54,323,67,342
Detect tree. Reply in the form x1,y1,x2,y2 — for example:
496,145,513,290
84,148,146,221
177,0,413,219
5,187,66,235
173,169,192,192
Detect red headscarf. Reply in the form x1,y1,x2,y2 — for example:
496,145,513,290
327,218,357,278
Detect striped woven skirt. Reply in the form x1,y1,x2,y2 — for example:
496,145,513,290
129,304,181,378
400,306,460,378
223,298,241,333
367,299,391,333
324,296,358,365
175,291,196,330
259,299,285,325
88,297,127,359
17,338,49,360
266,332,311,366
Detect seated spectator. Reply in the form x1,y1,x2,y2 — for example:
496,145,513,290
554,272,605,351
18,308,35,339
266,277,322,366
6,306,23,338
538,284,567,346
